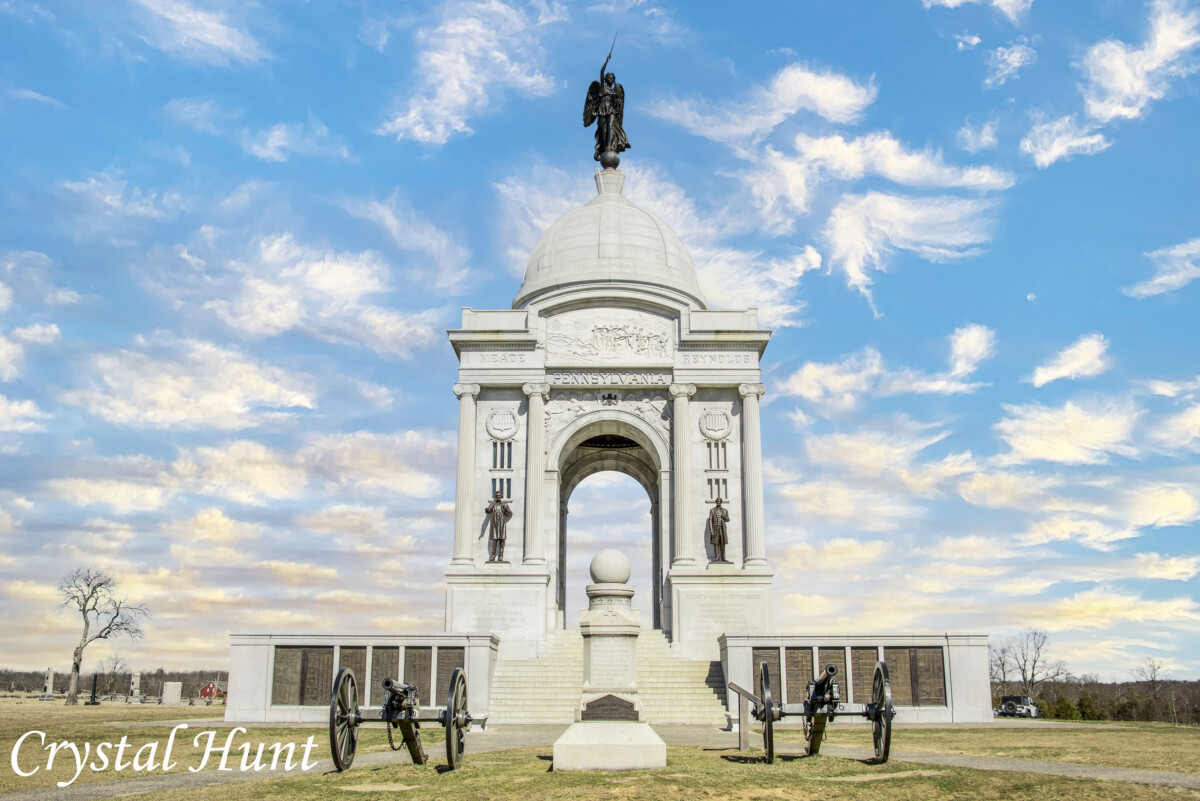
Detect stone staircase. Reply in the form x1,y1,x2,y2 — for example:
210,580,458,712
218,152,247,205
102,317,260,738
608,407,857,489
635,630,728,726
486,629,728,726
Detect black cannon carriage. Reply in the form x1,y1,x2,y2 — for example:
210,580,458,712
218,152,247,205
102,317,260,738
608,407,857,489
327,665,475,772
729,660,896,763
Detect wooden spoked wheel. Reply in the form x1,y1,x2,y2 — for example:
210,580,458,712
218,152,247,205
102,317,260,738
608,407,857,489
444,667,468,770
329,667,360,772
871,661,894,763
759,661,775,764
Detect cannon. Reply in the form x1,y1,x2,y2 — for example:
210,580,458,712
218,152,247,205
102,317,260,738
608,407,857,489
328,666,474,772
729,661,896,764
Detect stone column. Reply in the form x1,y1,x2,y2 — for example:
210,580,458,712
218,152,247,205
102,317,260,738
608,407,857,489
451,383,481,565
739,383,768,567
669,383,697,566
522,383,550,565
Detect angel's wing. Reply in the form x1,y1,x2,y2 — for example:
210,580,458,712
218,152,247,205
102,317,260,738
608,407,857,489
583,80,601,126
613,82,625,127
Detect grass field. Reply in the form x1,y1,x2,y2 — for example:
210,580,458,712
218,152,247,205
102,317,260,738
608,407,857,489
2,698,1198,800
777,720,1200,775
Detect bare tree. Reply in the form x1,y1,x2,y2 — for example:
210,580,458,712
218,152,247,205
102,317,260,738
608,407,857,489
1133,657,1168,700
989,641,1015,697
96,652,129,696
1003,629,1067,696
57,568,148,705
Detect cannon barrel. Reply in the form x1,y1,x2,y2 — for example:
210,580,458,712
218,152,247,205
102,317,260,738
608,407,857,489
381,678,417,703
811,664,838,696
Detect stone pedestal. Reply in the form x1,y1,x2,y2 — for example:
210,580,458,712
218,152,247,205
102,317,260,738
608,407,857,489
667,564,774,660
553,550,666,771
127,672,141,704
161,681,182,706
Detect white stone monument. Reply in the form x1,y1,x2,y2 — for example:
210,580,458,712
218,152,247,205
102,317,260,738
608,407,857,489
161,681,182,706
39,668,54,700
445,168,774,660
553,550,666,771
127,672,141,704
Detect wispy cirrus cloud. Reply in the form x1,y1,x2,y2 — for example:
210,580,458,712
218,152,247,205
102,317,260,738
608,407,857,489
923,0,1033,25
647,62,876,144
130,0,268,66
1029,333,1112,387
1124,236,1200,298
376,0,559,145
985,42,1037,88
1019,114,1110,168
994,399,1141,465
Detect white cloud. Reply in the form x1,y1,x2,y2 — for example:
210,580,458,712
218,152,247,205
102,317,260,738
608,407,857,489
1124,237,1200,298
344,193,471,291
1019,114,1110,168
60,168,183,234
994,400,1141,465
1029,333,1112,387
165,507,261,545
130,0,268,66
0,250,79,307
0,336,22,381
956,33,982,51
8,87,62,106
923,0,1034,25
11,323,60,345
0,393,48,432
1026,588,1198,632
823,192,996,303
957,118,998,152
202,233,440,358
241,116,351,162
164,97,242,134
173,439,307,505
779,538,890,573
958,470,1059,509
49,476,173,514
61,336,315,430
779,480,920,531
298,431,453,498
985,42,1037,88
647,62,876,144
256,560,338,584
779,324,995,412
376,0,557,145
1151,403,1200,450
300,504,388,537
1123,483,1200,528
1018,514,1137,550
1082,0,1200,124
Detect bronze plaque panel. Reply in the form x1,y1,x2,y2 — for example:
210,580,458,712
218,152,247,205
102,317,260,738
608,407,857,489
340,647,366,682
752,647,780,700
582,694,637,721
851,647,878,704
300,647,333,706
371,647,400,701
436,647,465,701
784,647,813,703
883,647,913,706
271,647,302,706
915,647,946,706
404,646,432,704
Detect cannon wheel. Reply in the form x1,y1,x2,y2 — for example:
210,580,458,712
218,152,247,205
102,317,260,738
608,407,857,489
759,661,775,764
329,667,360,772
445,667,467,770
872,661,894,763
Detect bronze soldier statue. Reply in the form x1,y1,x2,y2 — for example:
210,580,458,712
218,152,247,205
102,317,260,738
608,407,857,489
486,489,513,562
709,497,730,562
583,38,630,169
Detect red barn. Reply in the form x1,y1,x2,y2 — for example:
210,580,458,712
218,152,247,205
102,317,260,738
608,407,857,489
198,681,227,700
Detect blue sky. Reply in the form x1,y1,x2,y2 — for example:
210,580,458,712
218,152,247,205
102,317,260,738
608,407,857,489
0,0,1197,680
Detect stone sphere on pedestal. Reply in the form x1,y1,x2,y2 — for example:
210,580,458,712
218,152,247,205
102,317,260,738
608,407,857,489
590,549,631,585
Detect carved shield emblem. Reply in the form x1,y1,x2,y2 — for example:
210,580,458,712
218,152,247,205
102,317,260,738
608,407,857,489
485,409,518,440
699,408,731,441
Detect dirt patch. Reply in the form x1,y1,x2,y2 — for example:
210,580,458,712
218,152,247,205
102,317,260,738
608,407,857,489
339,784,421,792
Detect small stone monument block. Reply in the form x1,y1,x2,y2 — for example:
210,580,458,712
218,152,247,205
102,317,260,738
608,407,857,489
161,682,182,706
127,672,142,704
39,668,55,700
581,694,637,721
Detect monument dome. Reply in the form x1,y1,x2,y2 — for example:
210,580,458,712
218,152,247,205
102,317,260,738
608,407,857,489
513,170,708,310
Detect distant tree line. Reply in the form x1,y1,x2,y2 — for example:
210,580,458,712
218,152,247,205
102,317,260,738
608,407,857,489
0,666,226,700
992,630,1200,725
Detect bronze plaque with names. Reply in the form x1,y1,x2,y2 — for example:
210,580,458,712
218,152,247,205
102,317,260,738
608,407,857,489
581,694,637,721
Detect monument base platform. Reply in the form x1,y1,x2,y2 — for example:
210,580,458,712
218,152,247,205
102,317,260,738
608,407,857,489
552,721,666,771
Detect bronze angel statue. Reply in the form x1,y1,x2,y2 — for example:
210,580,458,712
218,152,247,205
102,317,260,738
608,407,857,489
583,47,630,168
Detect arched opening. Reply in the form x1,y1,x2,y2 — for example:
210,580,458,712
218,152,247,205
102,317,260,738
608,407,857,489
549,410,671,633
562,471,653,628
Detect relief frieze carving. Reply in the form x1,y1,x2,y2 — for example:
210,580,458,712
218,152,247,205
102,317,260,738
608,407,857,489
544,389,672,451
546,308,674,365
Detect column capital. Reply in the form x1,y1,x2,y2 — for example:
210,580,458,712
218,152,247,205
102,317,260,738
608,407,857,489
737,382,766,399
522,382,550,399
453,383,481,398
669,383,697,399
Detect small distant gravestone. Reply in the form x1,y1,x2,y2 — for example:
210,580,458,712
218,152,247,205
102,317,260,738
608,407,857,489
127,672,142,704
39,669,55,701
161,682,182,706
